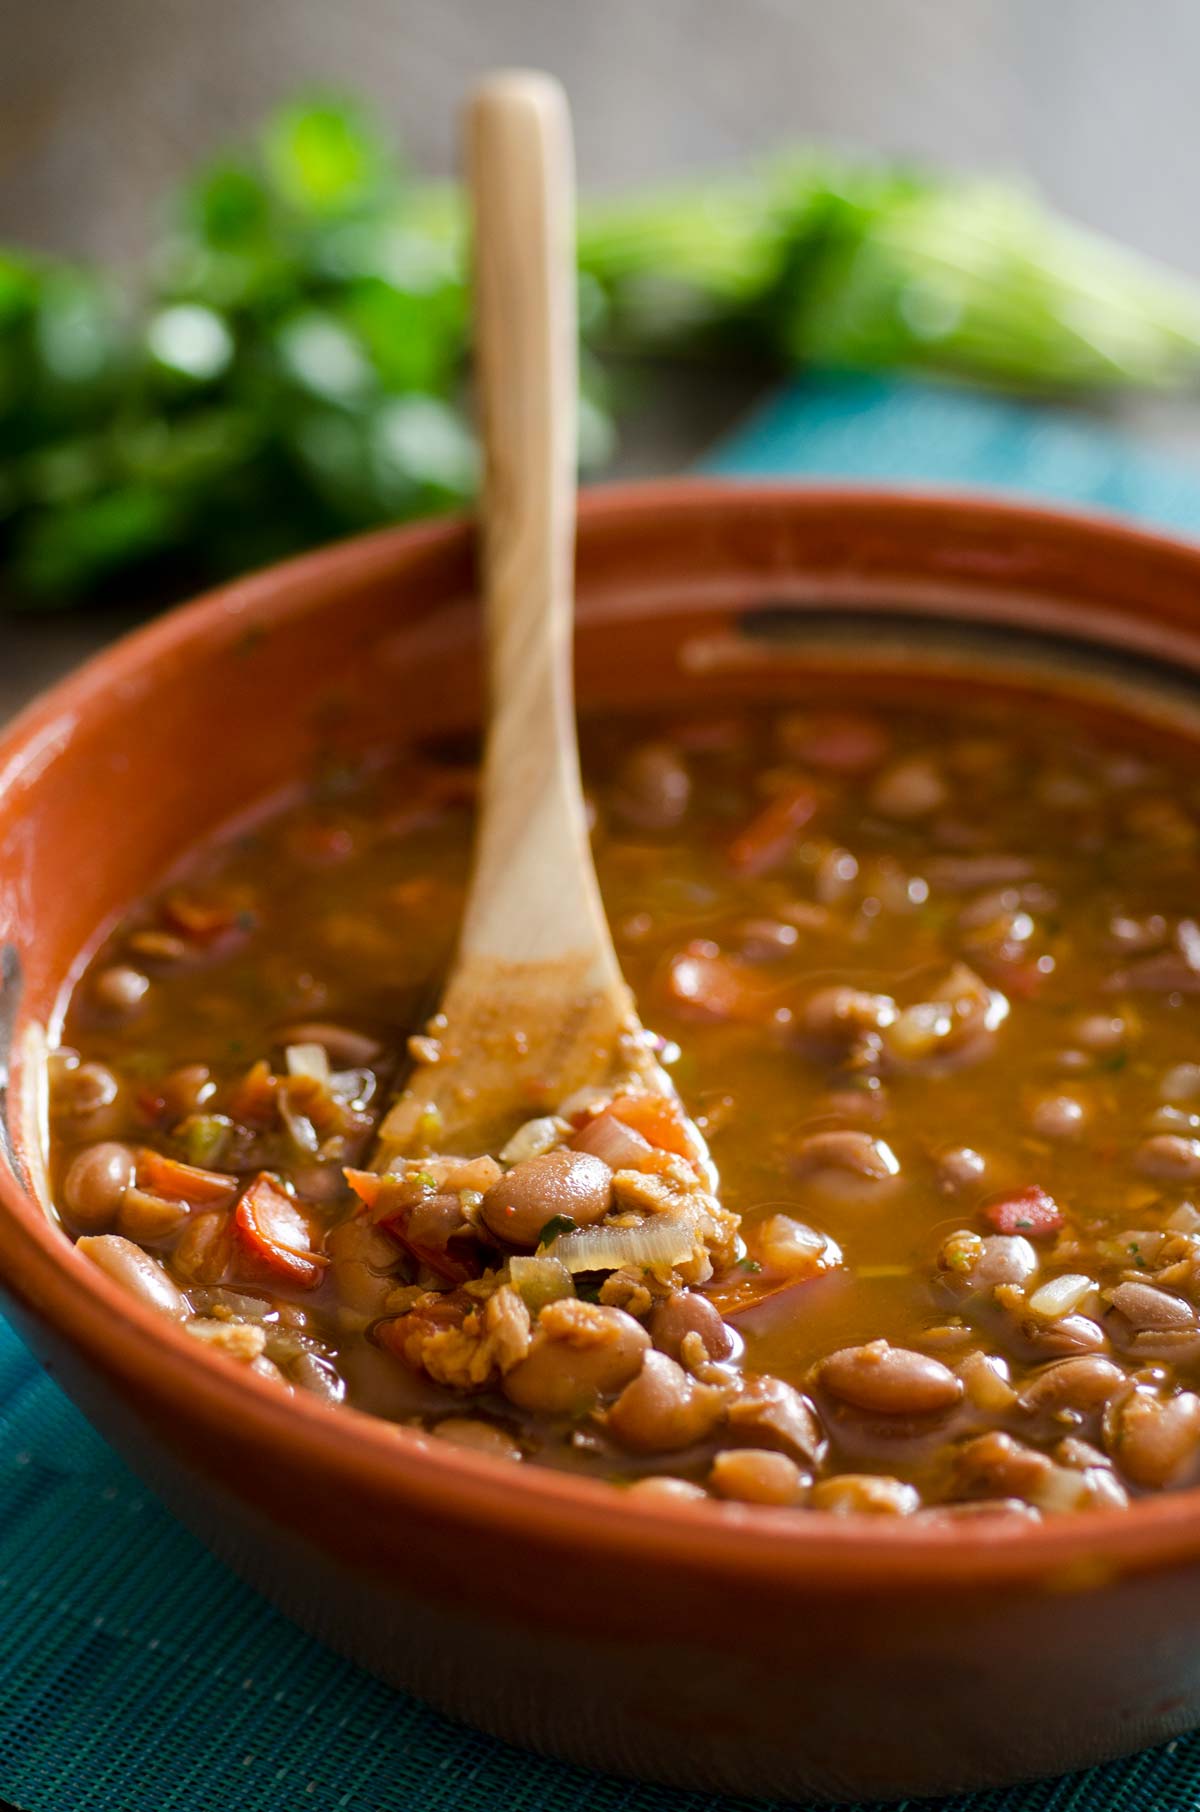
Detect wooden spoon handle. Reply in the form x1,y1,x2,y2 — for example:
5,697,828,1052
462,72,621,988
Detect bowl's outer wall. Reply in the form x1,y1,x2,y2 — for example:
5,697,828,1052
5,486,1200,1798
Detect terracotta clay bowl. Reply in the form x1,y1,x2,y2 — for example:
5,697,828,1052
5,482,1200,1802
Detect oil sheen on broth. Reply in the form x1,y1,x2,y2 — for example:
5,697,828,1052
49,673,1200,1518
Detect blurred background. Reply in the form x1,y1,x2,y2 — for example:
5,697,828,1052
6,0,1200,706
6,0,1199,273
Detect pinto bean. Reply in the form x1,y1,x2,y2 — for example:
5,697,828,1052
612,742,691,831
1134,1135,1200,1183
918,1498,1041,1524
1104,1386,1200,1488
77,1234,189,1320
161,1064,216,1121
798,986,896,1042
481,1149,613,1248
954,1430,1054,1503
791,1131,900,1202
726,1375,826,1467
326,1215,400,1324
92,964,150,1016
62,1140,136,1230
278,1021,383,1068
1029,1094,1088,1141
708,1449,806,1506
818,1340,963,1415
433,1417,522,1461
117,1187,191,1244
607,1351,728,1454
1108,1280,1196,1331
55,1062,124,1137
503,1300,649,1415
1015,1312,1109,1359
1073,1013,1127,1055
735,918,800,962
1161,1062,1200,1103
809,1474,921,1516
869,755,948,819
649,1291,734,1363
938,1230,1038,1293
170,1209,233,1287
626,1475,708,1503
1018,1356,1125,1416
935,1145,989,1195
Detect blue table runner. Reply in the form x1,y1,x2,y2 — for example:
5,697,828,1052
6,373,1200,1812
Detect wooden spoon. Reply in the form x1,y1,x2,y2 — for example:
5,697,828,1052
374,71,667,1167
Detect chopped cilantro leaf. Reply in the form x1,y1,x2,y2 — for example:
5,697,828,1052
537,1213,577,1249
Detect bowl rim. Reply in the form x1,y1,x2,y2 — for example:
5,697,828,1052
8,474,1200,1591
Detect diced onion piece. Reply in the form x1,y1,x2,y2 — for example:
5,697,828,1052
279,1089,321,1154
1166,1202,1200,1232
1161,1063,1200,1103
500,1116,570,1165
572,1111,654,1171
1027,1273,1095,1319
958,1350,1016,1412
508,1254,575,1311
549,1214,696,1274
286,1042,331,1085
328,1067,376,1109
1030,1465,1093,1515
757,1214,840,1277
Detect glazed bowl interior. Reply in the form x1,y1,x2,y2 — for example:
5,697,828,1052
7,478,1200,1581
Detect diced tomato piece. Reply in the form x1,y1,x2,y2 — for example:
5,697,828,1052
137,1148,238,1207
234,1173,328,1288
134,1086,169,1126
779,711,889,775
377,1209,480,1284
726,779,819,878
663,944,773,1025
604,1093,691,1159
343,1168,383,1211
162,892,246,942
344,1170,481,1284
982,1186,1064,1239
707,1260,849,1326
376,1290,471,1370
227,1059,278,1128
974,954,1047,1000
283,819,358,867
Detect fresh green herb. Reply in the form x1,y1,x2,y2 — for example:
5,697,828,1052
1100,1051,1128,1072
8,98,1200,608
537,1213,578,1250
412,1169,437,1191
737,1257,763,1274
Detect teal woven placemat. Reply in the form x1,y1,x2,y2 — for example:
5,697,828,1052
7,374,1200,1812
